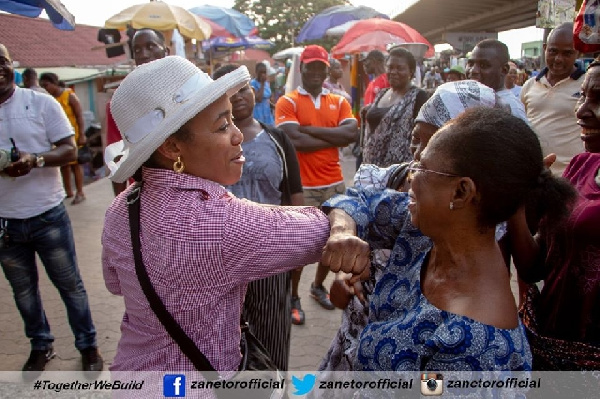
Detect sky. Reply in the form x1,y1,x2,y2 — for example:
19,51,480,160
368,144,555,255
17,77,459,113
50,0,544,59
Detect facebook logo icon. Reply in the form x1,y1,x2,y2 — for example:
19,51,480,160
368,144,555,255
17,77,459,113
163,374,186,397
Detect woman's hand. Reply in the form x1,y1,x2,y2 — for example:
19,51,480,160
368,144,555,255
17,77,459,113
543,153,556,170
329,274,367,309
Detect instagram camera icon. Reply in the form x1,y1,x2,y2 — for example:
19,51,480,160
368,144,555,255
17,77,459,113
420,373,443,396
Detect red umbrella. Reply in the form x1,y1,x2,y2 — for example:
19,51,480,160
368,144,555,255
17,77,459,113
331,18,434,58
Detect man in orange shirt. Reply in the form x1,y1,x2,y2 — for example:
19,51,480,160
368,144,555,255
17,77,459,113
275,45,358,324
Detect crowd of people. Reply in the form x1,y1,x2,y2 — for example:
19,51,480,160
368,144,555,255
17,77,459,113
0,16,598,397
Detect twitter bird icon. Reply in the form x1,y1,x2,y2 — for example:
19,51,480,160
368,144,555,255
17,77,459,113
292,374,316,396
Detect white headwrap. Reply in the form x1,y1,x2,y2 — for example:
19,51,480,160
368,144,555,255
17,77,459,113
416,80,497,128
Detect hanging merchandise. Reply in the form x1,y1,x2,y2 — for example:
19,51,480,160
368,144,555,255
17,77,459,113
574,0,600,53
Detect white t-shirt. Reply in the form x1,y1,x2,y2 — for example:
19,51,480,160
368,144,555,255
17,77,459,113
0,87,74,219
496,89,529,123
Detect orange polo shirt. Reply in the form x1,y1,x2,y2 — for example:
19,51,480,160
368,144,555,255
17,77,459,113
275,87,356,188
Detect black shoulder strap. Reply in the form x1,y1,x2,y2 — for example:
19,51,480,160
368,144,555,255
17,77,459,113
126,183,219,379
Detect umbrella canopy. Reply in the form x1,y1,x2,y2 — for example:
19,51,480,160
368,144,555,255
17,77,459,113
325,20,359,37
202,35,274,53
296,5,388,43
189,5,256,38
272,46,304,60
0,0,75,30
331,18,434,58
105,1,212,41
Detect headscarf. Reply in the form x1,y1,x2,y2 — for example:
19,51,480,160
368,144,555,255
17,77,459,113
415,80,496,128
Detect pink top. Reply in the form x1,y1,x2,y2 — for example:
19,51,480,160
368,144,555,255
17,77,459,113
539,152,600,344
102,168,329,371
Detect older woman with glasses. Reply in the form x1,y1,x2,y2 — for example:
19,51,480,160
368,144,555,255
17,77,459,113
319,81,503,374
320,107,575,374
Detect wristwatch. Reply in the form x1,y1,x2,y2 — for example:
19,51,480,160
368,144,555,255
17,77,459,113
33,153,45,168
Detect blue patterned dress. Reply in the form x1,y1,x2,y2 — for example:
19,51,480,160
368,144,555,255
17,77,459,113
323,187,532,371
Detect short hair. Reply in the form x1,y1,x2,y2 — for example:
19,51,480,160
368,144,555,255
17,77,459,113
255,62,267,73
587,55,600,70
329,58,341,68
432,107,576,228
213,64,240,80
547,22,574,43
474,39,509,64
387,47,417,74
132,28,165,45
365,50,385,62
39,72,60,85
22,68,38,79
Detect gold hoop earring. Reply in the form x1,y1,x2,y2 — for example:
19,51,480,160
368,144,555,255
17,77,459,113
173,156,185,173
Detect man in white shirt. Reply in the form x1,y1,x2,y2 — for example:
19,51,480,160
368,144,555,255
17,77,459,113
521,23,585,175
466,39,528,122
0,44,102,378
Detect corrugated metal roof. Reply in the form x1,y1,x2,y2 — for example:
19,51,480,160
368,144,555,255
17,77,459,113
393,0,539,45
1,13,127,67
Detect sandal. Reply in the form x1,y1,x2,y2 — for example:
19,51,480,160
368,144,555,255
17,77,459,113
71,194,86,205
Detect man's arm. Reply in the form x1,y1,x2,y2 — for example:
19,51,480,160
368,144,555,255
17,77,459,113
278,123,335,152
299,119,358,147
3,136,76,177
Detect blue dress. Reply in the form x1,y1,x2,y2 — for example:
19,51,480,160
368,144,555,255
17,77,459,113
323,187,532,372
250,79,275,125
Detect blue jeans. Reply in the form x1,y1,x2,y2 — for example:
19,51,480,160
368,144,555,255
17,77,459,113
0,203,97,351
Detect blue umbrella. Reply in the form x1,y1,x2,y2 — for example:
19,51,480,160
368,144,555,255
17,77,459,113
202,35,274,53
0,0,75,30
296,5,389,43
189,5,256,38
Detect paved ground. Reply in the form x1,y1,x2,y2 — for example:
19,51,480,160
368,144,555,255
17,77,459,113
0,156,520,374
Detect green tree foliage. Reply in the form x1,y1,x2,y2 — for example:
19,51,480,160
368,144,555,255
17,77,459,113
233,0,350,53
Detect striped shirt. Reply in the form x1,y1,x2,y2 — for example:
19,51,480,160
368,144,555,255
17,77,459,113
102,168,329,372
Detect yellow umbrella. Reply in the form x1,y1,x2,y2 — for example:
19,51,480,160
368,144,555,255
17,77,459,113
104,1,212,40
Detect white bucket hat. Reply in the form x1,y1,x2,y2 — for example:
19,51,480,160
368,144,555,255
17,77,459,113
104,56,250,183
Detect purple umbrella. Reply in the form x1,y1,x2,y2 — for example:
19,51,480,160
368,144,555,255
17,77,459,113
296,5,388,43
202,35,274,53
0,0,75,30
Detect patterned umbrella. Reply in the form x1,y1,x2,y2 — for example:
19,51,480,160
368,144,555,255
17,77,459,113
331,18,434,58
0,0,75,30
296,5,389,43
189,5,256,38
105,1,212,41
202,35,274,53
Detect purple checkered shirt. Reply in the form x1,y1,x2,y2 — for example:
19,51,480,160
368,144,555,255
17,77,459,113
102,168,329,372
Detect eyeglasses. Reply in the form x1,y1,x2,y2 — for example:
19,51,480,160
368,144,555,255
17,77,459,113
408,161,460,180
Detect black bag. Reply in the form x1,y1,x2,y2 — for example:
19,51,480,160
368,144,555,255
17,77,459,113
77,145,93,164
126,184,282,398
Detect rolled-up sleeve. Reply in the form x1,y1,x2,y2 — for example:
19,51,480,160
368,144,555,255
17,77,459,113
322,188,413,249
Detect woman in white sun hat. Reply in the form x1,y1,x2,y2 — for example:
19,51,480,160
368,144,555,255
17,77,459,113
101,56,370,373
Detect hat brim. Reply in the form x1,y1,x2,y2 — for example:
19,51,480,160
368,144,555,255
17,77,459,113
106,67,250,183
301,58,330,67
